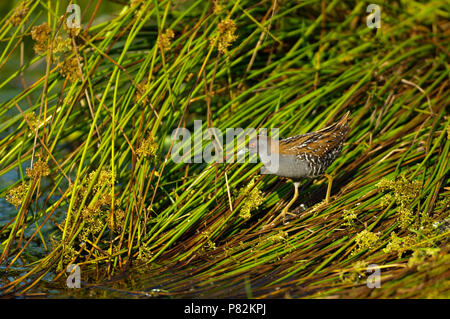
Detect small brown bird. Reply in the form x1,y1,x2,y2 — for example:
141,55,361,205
249,111,350,226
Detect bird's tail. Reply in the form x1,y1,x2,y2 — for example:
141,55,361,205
317,111,350,134
337,111,350,126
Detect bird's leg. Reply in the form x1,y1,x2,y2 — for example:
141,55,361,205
324,173,333,204
265,182,300,227
283,182,300,218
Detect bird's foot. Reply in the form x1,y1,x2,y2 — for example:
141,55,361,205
262,207,306,229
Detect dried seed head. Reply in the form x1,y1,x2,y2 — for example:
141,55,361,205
31,22,51,54
213,0,223,14
211,18,238,54
26,160,50,179
158,29,175,51
137,135,158,158
53,36,72,54
23,112,39,132
58,56,83,82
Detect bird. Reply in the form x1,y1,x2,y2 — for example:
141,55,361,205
248,111,350,227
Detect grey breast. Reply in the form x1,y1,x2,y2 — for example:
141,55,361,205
260,145,343,179
260,154,313,179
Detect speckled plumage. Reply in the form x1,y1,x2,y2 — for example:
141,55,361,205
280,111,349,178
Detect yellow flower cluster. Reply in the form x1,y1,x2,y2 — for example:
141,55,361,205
67,169,122,244
26,159,50,180
53,36,72,54
93,169,115,191
377,176,421,229
383,232,415,258
377,176,421,206
342,209,357,227
213,1,223,14
6,159,50,209
6,183,30,209
397,206,414,229
212,19,238,54
135,81,150,105
58,56,83,83
31,19,81,82
352,229,379,255
23,112,39,132
137,135,158,158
